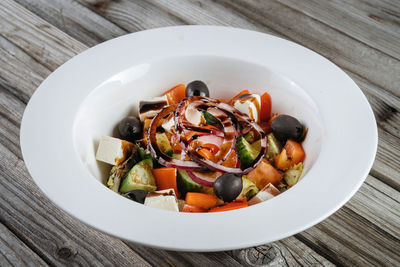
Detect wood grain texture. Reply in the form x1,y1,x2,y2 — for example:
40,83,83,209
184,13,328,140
0,36,50,103
0,0,87,70
278,0,400,60
214,0,400,98
0,0,400,266
0,223,48,267
231,237,334,266
78,0,186,32
14,0,126,47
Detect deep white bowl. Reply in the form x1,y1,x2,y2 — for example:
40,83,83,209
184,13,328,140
20,26,377,251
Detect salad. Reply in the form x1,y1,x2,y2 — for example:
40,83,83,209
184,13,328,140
95,80,306,212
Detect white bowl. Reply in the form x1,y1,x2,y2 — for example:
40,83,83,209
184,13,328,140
20,26,377,251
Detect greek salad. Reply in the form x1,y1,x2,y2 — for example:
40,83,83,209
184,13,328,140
95,81,307,212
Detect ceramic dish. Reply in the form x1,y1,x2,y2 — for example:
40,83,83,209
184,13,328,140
20,26,377,251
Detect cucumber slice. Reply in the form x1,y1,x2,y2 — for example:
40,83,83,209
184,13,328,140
236,136,260,169
156,133,173,156
202,111,219,125
138,148,152,160
237,176,259,200
177,169,201,197
283,162,303,187
267,133,282,159
119,159,157,193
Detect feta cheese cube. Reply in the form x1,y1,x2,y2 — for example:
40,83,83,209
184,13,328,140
144,189,179,212
139,96,168,121
248,183,281,205
95,136,134,165
232,94,261,122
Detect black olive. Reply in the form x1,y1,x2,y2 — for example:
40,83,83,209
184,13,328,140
124,190,148,204
186,80,209,97
118,116,142,141
213,173,243,202
271,115,304,142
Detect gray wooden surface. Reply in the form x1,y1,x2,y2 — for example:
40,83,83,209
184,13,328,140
0,0,399,266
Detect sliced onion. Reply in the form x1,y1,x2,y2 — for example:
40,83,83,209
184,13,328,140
147,105,204,171
187,171,222,187
149,96,267,175
192,134,224,147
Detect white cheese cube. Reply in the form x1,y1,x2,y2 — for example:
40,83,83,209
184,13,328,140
139,96,168,121
248,183,281,205
185,107,202,126
95,136,134,165
232,94,261,122
144,189,179,212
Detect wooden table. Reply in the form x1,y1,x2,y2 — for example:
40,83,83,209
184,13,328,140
1,0,399,266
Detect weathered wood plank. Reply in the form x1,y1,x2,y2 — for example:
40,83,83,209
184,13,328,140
372,129,400,191
0,140,150,266
231,237,334,266
14,0,126,47
296,205,400,266
146,0,262,30
0,36,50,103
292,176,400,266
277,0,400,60
78,0,186,32
365,174,400,203
1,0,399,265
0,0,87,71
213,0,400,98
126,245,244,267
347,175,400,239
0,82,24,159
0,223,48,267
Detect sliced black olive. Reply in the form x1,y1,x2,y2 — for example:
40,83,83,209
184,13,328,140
123,190,148,204
186,80,209,97
213,173,243,202
118,116,142,141
271,114,304,142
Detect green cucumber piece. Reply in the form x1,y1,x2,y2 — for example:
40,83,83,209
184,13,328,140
119,159,157,193
266,133,282,159
283,162,303,187
177,169,201,197
237,176,259,200
138,148,152,160
202,111,219,125
236,136,260,169
156,133,173,155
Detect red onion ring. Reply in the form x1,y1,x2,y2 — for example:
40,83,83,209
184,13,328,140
149,96,267,175
147,105,204,171
186,171,222,187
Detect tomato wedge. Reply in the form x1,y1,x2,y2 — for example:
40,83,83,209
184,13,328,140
260,92,272,121
164,84,186,104
209,198,248,212
182,204,207,213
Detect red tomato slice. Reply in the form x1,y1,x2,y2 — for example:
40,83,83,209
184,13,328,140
260,92,272,122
